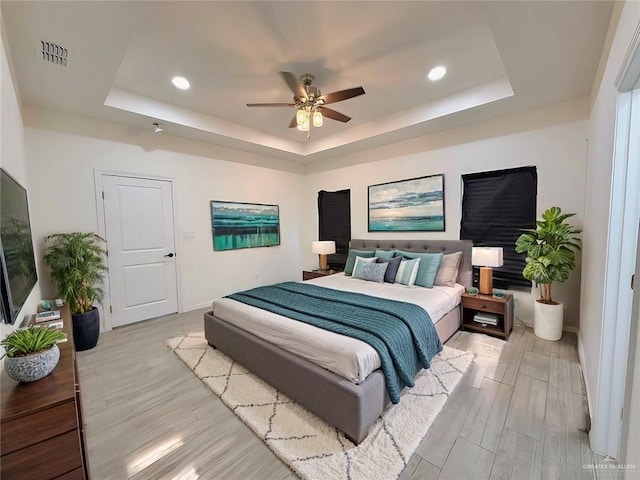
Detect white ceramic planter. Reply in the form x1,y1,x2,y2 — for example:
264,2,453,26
534,300,563,341
4,345,60,382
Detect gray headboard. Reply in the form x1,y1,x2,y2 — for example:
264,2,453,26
349,239,473,289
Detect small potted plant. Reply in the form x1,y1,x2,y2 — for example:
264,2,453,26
44,232,108,351
1,325,67,382
515,206,581,340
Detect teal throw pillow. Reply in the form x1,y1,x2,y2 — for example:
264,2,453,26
344,249,375,275
374,249,395,259
396,250,444,288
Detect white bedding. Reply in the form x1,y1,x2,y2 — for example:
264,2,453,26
212,274,464,384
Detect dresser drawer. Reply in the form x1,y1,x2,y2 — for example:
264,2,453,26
462,296,504,315
1,401,78,455
1,429,83,480
56,467,85,480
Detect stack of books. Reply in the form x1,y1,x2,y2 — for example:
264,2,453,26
473,312,499,326
34,310,64,331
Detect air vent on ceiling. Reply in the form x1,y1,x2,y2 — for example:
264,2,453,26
39,40,69,67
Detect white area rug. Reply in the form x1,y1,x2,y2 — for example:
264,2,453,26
168,332,473,480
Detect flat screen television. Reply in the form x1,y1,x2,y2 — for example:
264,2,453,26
0,168,38,324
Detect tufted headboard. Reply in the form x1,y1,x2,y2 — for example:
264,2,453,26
349,239,473,289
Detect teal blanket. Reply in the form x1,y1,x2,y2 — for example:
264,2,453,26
227,282,443,403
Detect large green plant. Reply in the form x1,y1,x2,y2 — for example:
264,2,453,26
515,207,581,304
1,325,66,358
44,233,108,314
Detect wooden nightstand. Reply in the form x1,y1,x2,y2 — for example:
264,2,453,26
302,269,342,281
461,292,514,340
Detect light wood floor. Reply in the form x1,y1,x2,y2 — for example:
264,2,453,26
78,310,605,480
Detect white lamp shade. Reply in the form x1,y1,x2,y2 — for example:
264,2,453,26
312,240,336,255
472,247,504,267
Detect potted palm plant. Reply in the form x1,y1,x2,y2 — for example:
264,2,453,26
44,232,107,351
515,207,581,340
2,325,67,382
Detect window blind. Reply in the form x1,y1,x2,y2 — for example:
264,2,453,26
318,189,351,269
460,166,537,288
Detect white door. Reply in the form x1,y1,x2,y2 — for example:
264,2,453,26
102,175,178,327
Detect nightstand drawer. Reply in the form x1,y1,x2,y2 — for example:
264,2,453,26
302,270,341,281
462,296,504,315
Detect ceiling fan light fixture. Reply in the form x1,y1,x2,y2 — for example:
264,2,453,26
302,114,310,132
428,66,446,81
296,108,307,126
171,76,190,90
313,110,323,127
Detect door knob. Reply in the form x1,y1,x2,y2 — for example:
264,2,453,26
164,253,175,258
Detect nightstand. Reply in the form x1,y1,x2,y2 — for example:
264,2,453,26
302,269,342,281
461,292,514,340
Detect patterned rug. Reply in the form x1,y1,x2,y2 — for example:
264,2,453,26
167,332,473,480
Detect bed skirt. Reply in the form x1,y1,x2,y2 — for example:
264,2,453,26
203,305,460,444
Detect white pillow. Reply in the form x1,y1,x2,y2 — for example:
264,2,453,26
395,258,421,287
352,256,378,278
434,251,463,287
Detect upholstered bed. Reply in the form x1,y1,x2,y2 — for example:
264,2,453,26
204,239,472,444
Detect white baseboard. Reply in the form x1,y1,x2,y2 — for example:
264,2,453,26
182,301,212,313
518,317,578,334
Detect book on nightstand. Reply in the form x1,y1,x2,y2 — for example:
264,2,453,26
473,312,499,326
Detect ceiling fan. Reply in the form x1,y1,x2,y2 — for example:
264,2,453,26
246,72,365,132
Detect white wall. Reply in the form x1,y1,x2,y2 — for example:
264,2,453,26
0,14,42,339
23,108,305,326
580,0,640,455
303,100,589,329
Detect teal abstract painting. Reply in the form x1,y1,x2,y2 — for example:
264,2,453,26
211,201,280,251
368,175,445,232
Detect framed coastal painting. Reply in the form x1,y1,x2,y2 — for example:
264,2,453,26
210,200,280,251
368,174,445,232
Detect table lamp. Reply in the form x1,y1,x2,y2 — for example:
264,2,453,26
472,247,504,294
312,240,336,271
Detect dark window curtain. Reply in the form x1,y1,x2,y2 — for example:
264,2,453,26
460,166,537,289
318,189,351,269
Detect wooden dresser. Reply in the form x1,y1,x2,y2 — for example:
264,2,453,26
1,304,89,479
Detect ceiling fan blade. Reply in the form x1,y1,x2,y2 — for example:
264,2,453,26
288,115,298,128
280,71,307,99
318,107,351,123
246,103,296,107
319,86,365,105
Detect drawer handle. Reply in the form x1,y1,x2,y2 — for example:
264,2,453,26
481,304,487,308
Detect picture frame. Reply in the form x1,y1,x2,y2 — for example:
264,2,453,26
210,200,280,251
368,174,445,232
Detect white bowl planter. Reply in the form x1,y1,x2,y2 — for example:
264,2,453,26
4,345,61,382
534,301,563,341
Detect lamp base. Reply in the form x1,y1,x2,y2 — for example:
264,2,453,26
479,267,493,295
319,254,328,271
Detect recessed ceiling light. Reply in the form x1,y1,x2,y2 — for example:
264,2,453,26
171,76,190,90
428,66,446,81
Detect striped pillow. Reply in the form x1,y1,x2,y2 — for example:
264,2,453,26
396,250,444,288
395,258,421,287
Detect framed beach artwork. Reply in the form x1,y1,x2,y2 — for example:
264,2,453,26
210,200,280,251
368,174,445,232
